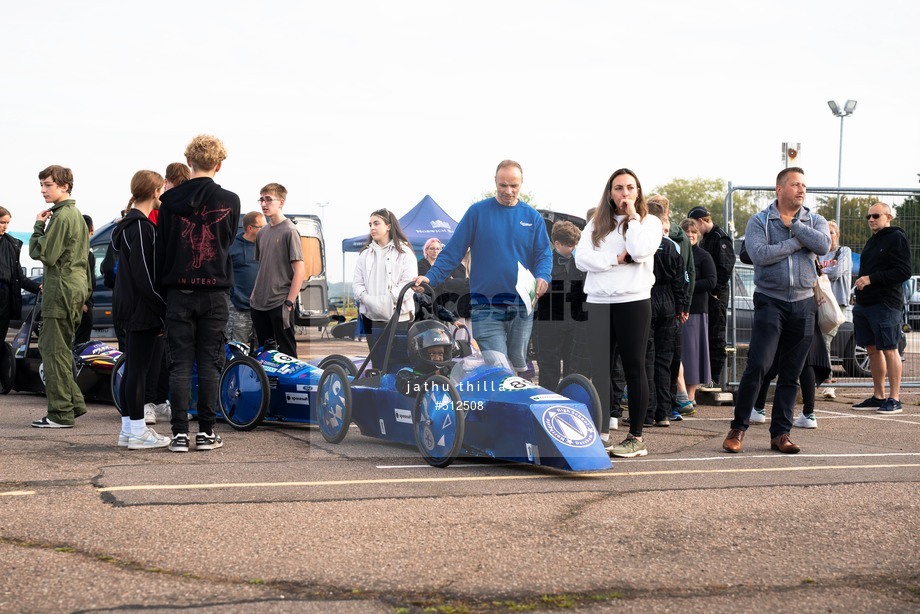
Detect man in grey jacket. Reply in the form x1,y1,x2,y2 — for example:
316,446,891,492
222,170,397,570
722,167,830,454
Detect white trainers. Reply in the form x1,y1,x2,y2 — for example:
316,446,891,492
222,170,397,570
609,417,618,432
749,408,767,424
793,413,817,429
127,428,170,450
154,400,171,420
117,431,131,447
821,387,836,400
144,403,157,425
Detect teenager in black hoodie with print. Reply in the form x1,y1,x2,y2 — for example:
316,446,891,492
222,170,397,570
157,135,240,452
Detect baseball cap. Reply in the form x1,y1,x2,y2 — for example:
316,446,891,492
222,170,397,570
687,206,710,220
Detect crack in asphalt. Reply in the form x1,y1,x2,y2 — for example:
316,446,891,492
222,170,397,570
1,536,918,612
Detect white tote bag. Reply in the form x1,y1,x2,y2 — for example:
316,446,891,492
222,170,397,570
815,274,845,335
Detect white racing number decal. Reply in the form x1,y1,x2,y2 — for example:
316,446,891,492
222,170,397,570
541,406,596,448
499,376,537,392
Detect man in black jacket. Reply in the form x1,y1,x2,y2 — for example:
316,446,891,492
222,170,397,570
688,206,733,387
157,135,240,452
851,202,912,414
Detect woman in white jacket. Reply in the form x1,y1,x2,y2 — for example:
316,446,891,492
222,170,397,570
575,168,662,459
352,209,418,360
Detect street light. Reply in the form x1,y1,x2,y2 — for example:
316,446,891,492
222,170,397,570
827,99,857,225
315,201,329,227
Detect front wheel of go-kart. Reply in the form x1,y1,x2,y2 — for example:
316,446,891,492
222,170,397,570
219,355,270,431
0,341,16,394
110,353,127,413
318,364,352,443
316,354,358,377
413,375,465,468
556,373,604,436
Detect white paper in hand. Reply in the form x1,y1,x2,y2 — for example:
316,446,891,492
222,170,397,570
516,262,537,315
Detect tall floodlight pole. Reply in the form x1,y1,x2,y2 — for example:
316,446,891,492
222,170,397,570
827,99,857,225
316,201,329,227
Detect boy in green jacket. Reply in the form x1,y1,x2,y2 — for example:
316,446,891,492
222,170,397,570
29,165,92,428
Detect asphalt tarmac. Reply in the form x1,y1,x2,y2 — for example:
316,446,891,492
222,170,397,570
1,333,918,612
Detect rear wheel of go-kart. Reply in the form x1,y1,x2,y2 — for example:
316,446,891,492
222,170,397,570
0,341,16,394
110,353,126,413
556,373,604,436
317,364,352,443
219,355,270,431
316,354,358,377
413,374,465,468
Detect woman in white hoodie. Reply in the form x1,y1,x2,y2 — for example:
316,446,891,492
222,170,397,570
352,209,418,361
575,169,662,458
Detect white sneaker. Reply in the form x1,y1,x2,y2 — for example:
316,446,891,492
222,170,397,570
821,387,836,400
609,417,618,432
793,413,817,429
117,431,131,447
127,428,170,450
144,403,157,425
154,400,171,420
749,408,767,424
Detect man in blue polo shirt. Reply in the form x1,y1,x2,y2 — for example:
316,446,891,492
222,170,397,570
414,160,552,374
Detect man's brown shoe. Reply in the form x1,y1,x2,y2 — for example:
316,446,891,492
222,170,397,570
722,429,744,453
770,433,801,454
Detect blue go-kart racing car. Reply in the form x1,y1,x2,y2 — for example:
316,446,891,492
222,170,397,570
110,340,357,430
313,282,613,472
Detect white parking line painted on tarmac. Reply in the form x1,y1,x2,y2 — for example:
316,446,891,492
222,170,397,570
629,452,920,463
683,413,919,425
376,463,495,469
0,491,35,497
95,462,920,493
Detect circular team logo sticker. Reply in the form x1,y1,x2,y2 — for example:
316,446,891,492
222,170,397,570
541,406,596,448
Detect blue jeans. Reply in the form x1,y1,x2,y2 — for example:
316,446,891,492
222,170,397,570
471,303,533,372
731,292,814,438
166,290,229,436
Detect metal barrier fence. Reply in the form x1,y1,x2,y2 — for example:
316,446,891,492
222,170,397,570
723,185,920,389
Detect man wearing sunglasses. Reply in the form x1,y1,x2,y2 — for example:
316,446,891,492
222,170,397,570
852,202,912,414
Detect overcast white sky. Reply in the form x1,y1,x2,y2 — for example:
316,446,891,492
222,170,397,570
2,0,918,282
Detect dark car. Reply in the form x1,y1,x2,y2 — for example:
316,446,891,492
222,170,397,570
729,260,904,379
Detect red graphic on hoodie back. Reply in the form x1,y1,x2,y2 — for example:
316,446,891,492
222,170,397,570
180,208,232,269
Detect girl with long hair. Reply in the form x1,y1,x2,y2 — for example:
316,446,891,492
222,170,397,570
112,170,169,449
352,209,418,360
575,169,662,458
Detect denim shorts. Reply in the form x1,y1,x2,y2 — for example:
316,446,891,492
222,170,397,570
853,303,902,350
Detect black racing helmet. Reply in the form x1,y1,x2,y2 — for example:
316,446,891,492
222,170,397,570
407,320,454,372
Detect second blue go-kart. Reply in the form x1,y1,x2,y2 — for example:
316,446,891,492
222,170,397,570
110,341,356,430
218,342,359,430
315,282,612,472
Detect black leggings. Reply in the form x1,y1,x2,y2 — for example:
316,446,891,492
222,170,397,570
587,300,652,437
754,363,816,414
122,328,164,421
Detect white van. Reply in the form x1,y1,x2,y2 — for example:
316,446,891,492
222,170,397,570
286,214,331,328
